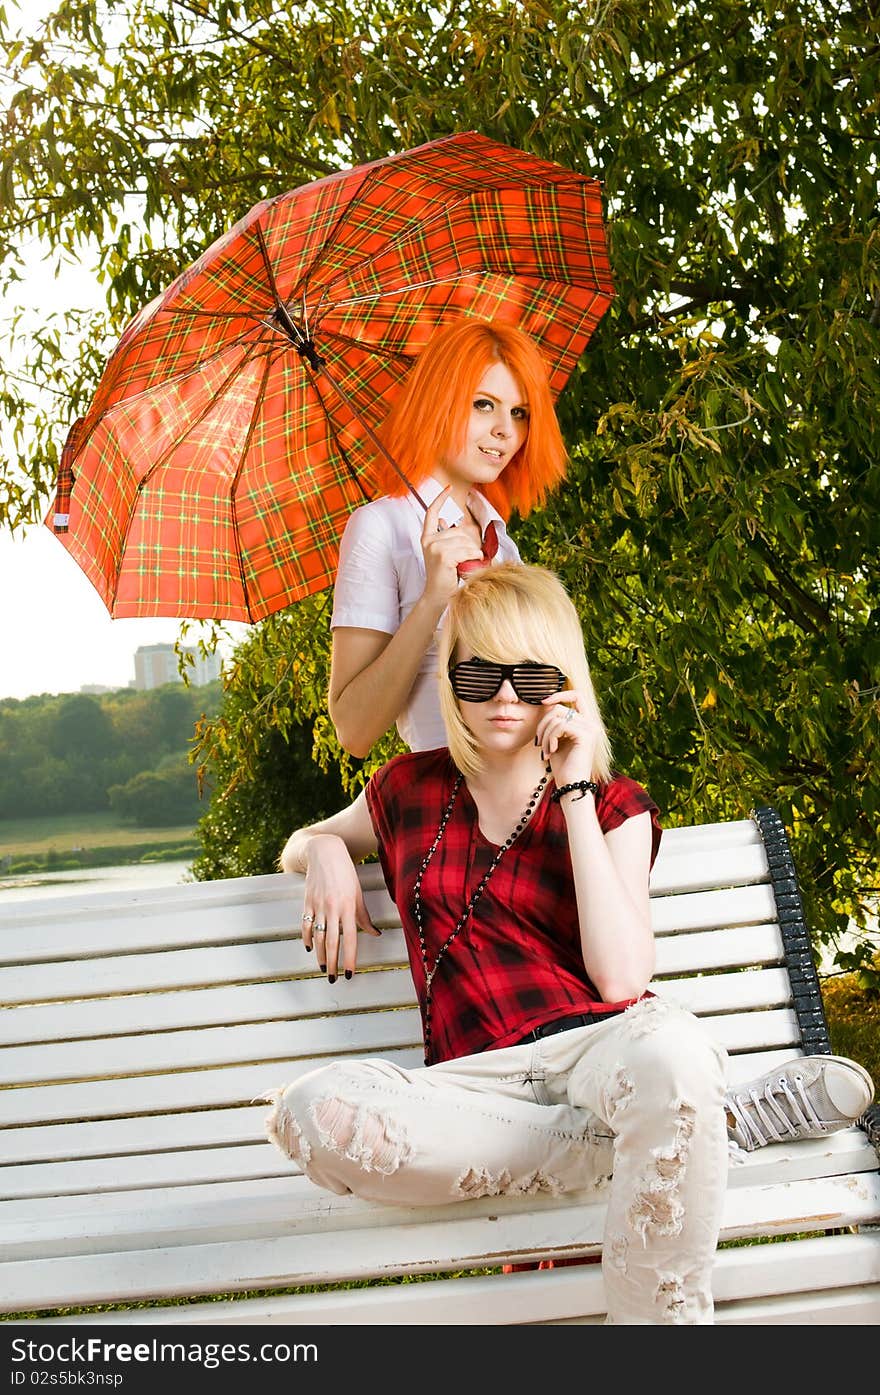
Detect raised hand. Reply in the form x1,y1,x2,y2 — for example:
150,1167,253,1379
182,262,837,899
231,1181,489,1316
536,690,603,789
420,487,485,604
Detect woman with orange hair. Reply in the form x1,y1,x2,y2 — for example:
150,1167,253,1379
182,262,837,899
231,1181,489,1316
329,317,567,758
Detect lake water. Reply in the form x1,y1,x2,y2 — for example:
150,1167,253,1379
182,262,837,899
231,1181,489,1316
0,859,194,903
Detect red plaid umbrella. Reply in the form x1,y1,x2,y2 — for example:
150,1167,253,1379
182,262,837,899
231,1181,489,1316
47,130,614,622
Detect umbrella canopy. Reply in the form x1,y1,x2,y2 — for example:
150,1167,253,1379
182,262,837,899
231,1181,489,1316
47,130,615,622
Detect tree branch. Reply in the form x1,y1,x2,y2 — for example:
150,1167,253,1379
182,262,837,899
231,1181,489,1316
749,534,833,632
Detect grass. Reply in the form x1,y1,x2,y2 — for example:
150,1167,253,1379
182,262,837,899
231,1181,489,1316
0,812,198,870
822,961,880,1085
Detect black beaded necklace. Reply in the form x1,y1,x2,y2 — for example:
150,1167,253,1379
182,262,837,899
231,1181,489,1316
412,764,550,1064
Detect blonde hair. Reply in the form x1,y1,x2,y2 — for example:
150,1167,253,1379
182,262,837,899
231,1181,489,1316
438,562,613,781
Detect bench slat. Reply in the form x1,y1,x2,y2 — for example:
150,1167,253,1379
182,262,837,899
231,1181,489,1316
649,883,778,932
15,1233,877,1328
0,1047,426,1127
647,842,768,894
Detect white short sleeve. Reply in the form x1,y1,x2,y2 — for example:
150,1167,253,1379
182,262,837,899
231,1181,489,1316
331,504,401,635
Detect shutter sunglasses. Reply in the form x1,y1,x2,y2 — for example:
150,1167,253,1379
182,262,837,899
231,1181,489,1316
448,658,566,704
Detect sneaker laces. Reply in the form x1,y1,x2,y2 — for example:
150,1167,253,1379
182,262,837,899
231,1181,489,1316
727,1071,822,1149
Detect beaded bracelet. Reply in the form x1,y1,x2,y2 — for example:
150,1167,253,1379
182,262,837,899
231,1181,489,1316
551,779,599,803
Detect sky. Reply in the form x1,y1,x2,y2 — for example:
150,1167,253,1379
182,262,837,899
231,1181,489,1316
0,2,248,702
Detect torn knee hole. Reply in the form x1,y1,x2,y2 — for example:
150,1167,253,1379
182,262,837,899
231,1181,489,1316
311,1095,411,1175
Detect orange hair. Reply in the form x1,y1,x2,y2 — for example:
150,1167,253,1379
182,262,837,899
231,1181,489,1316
368,318,567,519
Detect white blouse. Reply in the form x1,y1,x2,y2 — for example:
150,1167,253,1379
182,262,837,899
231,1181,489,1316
331,477,521,752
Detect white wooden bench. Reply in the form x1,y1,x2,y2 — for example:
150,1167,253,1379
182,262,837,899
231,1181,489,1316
2,806,878,1326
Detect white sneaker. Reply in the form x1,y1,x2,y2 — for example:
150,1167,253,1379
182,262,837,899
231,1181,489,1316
725,1055,875,1152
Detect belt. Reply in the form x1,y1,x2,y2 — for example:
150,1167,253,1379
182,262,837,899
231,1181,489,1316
515,1008,627,1046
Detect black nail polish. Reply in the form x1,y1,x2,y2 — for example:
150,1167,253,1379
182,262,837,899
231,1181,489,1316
327,974,336,984
345,969,353,980
318,963,326,973
304,943,313,952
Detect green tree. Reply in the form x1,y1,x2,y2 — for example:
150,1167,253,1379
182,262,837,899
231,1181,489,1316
156,686,200,751
2,2,877,976
105,694,166,777
47,694,116,762
108,754,202,826
0,685,220,818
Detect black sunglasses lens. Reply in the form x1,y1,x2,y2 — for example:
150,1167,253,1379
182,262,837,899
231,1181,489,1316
511,665,564,703
450,662,503,701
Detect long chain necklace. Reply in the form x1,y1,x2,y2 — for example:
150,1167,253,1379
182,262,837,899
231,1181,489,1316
412,765,550,1064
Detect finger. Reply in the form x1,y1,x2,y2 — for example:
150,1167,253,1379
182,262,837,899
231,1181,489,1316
323,914,341,981
312,918,327,971
541,691,579,714
421,487,451,540
536,709,562,749
301,909,315,952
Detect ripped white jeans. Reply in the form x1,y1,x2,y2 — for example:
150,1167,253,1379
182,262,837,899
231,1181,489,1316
265,996,729,1324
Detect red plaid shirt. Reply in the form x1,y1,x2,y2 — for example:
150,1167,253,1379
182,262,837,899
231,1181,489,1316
365,749,662,1065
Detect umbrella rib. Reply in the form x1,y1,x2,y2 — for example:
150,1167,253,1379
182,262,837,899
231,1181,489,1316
254,223,307,345
150,305,278,325
326,264,612,313
317,326,416,367
91,327,277,433
330,269,484,309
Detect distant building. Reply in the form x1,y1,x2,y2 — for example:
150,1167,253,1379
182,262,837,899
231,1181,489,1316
79,684,114,695
133,644,222,691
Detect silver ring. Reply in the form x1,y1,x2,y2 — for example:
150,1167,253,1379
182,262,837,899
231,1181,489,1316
301,912,314,925
564,709,574,722
314,922,326,935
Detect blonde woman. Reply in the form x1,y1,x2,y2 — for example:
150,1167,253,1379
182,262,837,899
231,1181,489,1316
268,563,874,1324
